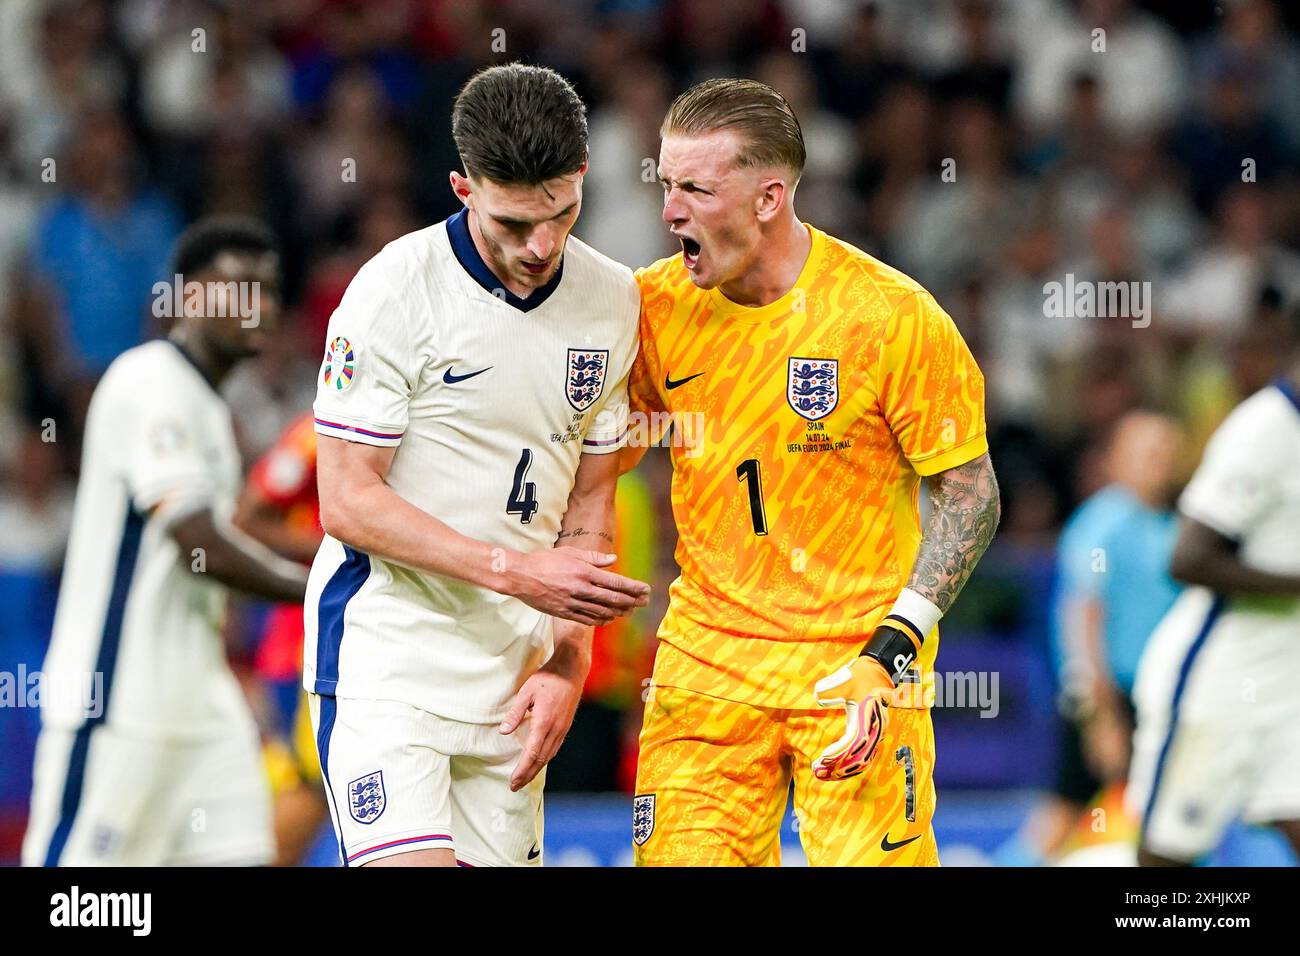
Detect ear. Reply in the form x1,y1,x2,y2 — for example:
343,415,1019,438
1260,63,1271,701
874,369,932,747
754,178,788,223
449,170,473,206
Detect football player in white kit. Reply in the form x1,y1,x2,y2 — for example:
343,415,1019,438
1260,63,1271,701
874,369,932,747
23,218,310,866
1127,350,1300,865
306,64,651,867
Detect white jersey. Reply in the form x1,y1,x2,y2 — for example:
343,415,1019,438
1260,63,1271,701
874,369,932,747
40,340,253,739
304,211,639,724
1127,381,1300,857
1140,380,1300,695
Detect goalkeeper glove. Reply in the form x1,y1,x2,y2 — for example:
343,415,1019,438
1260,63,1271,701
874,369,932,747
812,610,930,781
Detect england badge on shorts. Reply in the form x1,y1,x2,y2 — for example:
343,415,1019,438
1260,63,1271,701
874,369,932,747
348,771,386,824
566,348,608,412
788,357,839,421
632,793,656,846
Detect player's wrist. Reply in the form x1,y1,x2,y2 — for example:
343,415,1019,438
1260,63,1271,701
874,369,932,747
544,636,592,680
859,588,943,685
485,547,529,597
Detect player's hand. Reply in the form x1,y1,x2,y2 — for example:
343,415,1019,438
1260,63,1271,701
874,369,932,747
500,642,588,792
812,656,894,781
1082,697,1131,782
502,547,650,626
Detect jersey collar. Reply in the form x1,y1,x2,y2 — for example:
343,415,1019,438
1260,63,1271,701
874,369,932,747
446,207,564,313
1274,376,1300,416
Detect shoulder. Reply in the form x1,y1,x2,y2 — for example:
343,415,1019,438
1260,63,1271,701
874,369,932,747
818,230,930,310
633,254,702,328
93,341,203,418
353,224,448,291
101,340,185,389
634,253,690,296
334,225,450,342
562,234,638,299
1232,384,1299,432
1206,386,1298,460
1064,487,1134,541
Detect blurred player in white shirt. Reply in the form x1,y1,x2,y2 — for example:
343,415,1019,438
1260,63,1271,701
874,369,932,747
1128,326,1300,865
306,64,650,868
23,218,309,866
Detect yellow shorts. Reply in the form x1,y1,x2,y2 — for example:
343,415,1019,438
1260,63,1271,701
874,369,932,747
634,681,938,867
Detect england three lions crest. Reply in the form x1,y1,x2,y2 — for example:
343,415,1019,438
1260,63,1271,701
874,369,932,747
788,357,839,421
348,771,386,824
566,348,608,412
632,793,656,846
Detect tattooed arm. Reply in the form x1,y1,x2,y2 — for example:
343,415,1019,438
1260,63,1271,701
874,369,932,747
906,453,1001,613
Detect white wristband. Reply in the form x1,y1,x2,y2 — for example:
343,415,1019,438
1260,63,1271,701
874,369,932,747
888,588,943,643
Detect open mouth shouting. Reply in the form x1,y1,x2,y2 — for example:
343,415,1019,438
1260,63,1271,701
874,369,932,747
678,234,702,270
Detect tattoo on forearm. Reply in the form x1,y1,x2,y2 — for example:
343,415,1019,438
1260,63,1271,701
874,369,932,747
556,527,615,546
907,453,1001,613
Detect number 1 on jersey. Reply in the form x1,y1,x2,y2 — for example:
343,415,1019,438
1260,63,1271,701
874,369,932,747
507,448,539,523
736,458,769,536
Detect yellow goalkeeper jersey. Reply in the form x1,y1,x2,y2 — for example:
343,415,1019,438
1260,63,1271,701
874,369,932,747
631,224,988,708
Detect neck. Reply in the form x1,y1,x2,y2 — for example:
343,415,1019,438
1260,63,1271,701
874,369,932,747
718,217,811,307
170,326,233,389
467,208,533,300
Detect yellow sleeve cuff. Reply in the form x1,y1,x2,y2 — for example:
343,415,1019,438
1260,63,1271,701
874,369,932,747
910,432,989,477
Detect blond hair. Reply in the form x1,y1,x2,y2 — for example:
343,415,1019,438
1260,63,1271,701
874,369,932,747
661,78,806,180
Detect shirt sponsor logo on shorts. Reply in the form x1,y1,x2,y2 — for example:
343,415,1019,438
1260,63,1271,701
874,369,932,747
348,770,386,824
632,793,656,846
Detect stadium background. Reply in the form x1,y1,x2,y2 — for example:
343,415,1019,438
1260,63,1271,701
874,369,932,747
1,0,1298,866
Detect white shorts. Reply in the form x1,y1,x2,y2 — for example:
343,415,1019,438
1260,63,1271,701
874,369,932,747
310,694,544,867
22,721,273,867
1127,590,1300,860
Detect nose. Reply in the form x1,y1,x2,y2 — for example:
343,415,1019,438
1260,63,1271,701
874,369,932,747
663,188,687,227
527,226,556,262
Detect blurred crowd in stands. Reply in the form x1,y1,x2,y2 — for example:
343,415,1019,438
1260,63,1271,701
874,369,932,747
2,0,1299,858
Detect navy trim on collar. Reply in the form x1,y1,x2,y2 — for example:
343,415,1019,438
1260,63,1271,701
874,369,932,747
1274,376,1300,416
446,207,564,313
165,337,221,393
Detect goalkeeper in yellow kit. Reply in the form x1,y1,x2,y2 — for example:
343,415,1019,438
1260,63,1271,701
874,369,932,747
622,79,1001,866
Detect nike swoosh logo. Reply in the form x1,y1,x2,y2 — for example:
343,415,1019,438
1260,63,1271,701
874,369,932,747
527,844,541,860
443,366,493,384
880,832,921,853
664,371,704,390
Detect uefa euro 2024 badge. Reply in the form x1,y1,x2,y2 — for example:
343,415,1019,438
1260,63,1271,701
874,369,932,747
323,336,356,392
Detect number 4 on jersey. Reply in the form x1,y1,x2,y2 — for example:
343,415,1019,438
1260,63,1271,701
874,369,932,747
507,448,539,523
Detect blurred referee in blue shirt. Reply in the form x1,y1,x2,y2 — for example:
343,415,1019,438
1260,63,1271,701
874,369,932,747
999,410,1186,865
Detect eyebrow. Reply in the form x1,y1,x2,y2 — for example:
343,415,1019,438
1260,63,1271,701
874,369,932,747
658,173,713,193
493,203,577,227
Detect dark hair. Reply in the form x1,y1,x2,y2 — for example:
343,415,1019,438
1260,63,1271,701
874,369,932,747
662,78,806,180
451,63,588,185
171,216,279,278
